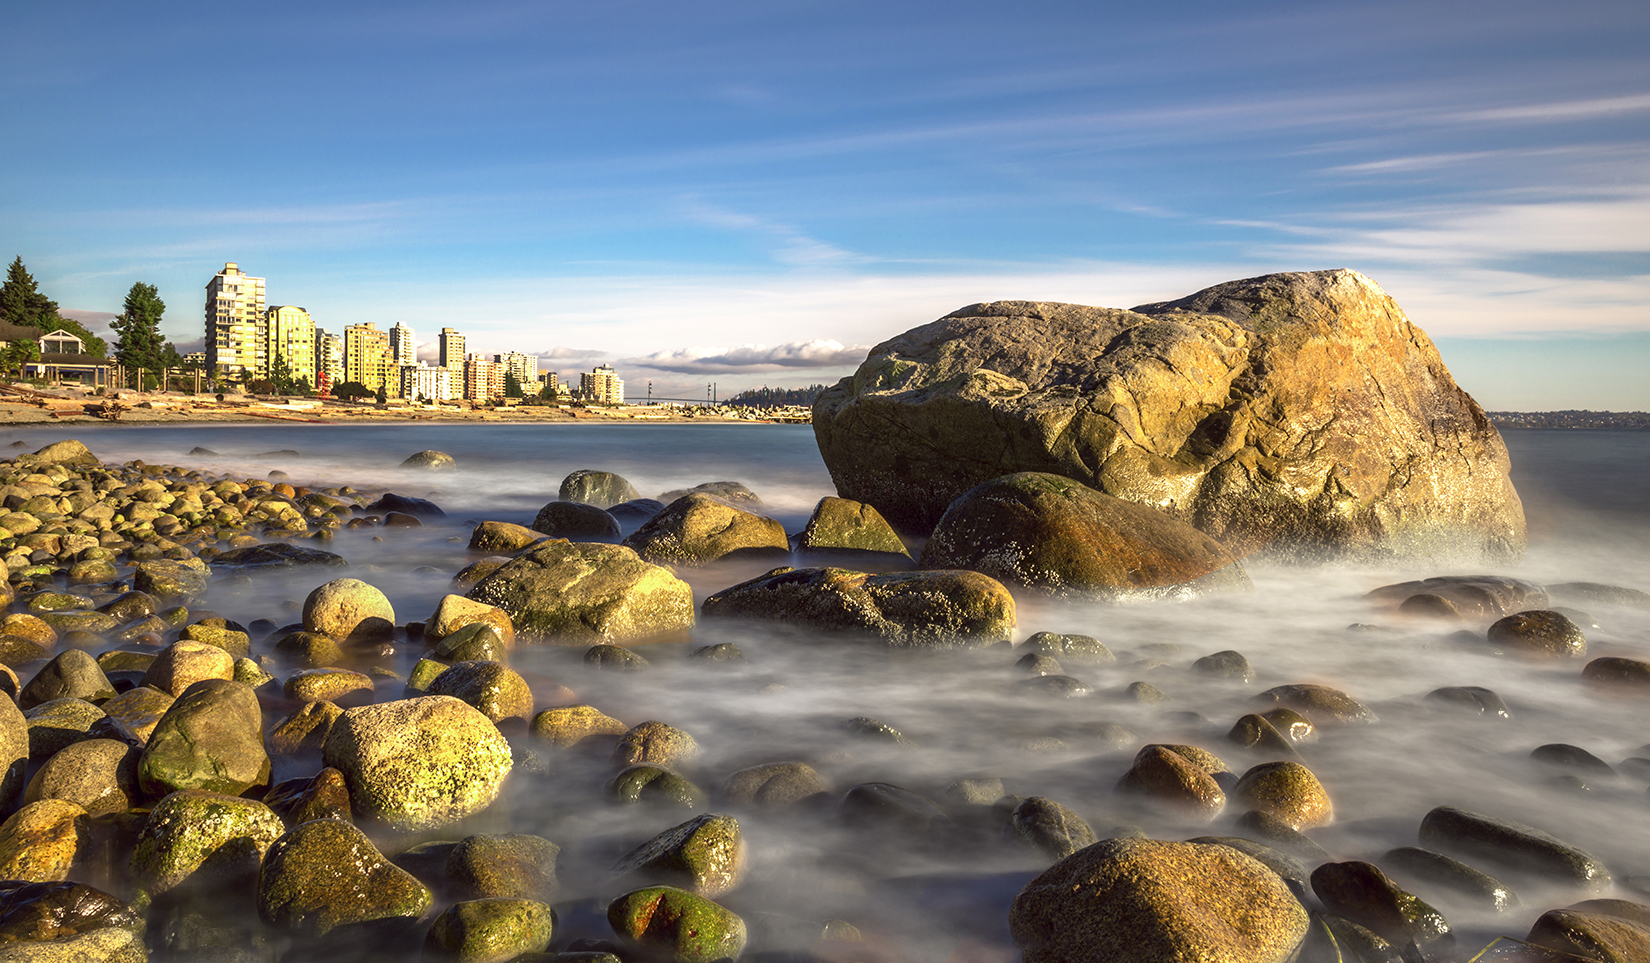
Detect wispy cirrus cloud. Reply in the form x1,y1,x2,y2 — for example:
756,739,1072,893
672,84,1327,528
624,340,870,374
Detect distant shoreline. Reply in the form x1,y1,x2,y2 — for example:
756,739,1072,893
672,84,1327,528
1489,411,1650,429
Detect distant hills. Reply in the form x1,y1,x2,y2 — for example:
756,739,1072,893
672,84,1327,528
1489,410,1650,429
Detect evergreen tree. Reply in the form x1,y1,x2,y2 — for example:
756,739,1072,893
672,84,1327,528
375,383,387,404
269,350,298,395
504,372,524,398
111,282,167,378
0,257,59,327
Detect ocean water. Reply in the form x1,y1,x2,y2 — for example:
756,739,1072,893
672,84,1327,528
4,421,1648,961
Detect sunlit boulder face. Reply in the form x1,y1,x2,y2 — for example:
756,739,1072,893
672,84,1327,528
812,269,1526,562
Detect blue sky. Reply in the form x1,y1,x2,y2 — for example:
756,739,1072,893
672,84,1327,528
4,0,1647,407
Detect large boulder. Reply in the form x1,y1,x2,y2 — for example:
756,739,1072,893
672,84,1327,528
19,440,99,468
812,270,1525,562
621,493,789,565
257,818,433,937
138,679,270,799
210,542,348,573
701,566,1015,648
560,470,642,509
129,789,284,896
921,472,1250,598
302,578,395,645
321,696,512,831
1009,838,1309,963
466,540,694,645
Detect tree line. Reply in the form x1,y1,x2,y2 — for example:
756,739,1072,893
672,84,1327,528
724,384,830,407
1,256,179,388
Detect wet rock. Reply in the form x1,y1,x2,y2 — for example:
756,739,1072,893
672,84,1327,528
447,833,560,902
814,272,1524,562
1366,575,1548,619
302,577,395,645
435,624,510,663
609,498,667,525
721,762,829,807
1226,715,1301,760
1235,810,1332,864
0,635,49,669
178,622,250,658
22,739,137,816
689,643,744,662
209,541,347,572
423,898,555,963
795,497,910,558
614,721,699,768
1487,610,1586,658
129,789,284,896
132,558,209,605
1019,632,1115,663
0,800,88,882
1548,581,1650,610
1185,837,1310,903
1381,846,1518,912
140,640,235,697
23,699,104,761
1311,860,1451,951
0,695,27,814
701,566,1015,649
1010,797,1097,861
366,492,446,518
284,667,374,707
1,614,56,649
1584,657,1650,690
0,880,141,943
586,644,650,671
138,679,270,799
268,700,345,757
1418,806,1611,891
19,649,115,709
321,695,513,831
1531,743,1615,776
20,440,100,468
0,926,146,960
529,705,628,749
622,493,789,565
1017,653,1064,676
256,818,433,937
1022,675,1091,698
532,501,621,541
469,520,546,554
1116,746,1225,821
1124,681,1167,703
1232,762,1332,830
613,813,744,897
1526,907,1650,962
1304,914,1401,963
921,472,1252,599
607,885,746,963
401,450,456,470
1009,837,1310,963
1424,685,1511,719
1252,684,1376,725
426,661,534,726
264,767,353,826
452,557,511,594
608,766,707,808
271,630,347,669
560,470,642,509
1194,650,1255,682
466,540,695,645
657,481,763,507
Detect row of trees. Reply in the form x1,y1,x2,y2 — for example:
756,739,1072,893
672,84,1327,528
1,256,177,388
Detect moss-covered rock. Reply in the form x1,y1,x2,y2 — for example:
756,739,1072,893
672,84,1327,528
529,705,628,749
139,640,234,698
137,679,270,800
1232,762,1332,830
0,800,88,883
257,818,433,937
283,667,375,707
302,577,395,645
426,661,534,725
130,789,284,895
469,521,545,554
22,738,137,816
614,721,699,768
613,813,744,897
607,885,747,963
427,595,516,650
622,493,789,566
95,686,174,747
423,898,556,963
268,700,345,757
607,766,707,809
795,497,910,557
466,540,694,646
446,833,560,902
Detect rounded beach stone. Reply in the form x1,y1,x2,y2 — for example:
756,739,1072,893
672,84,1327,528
1116,745,1226,821
533,501,622,541
607,766,707,808
614,721,700,768
265,767,354,827
1009,837,1310,963
19,649,114,709
302,578,395,645
721,762,829,807
1226,714,1302,760
470,521,545,554
1232,761,1332,830
129,789,284,896
257,818,433,937
1382,846,1519,913
22,738,137,816
465,540,695,645
560,470,642,509
1310,860,1451,950
1417,805,1610,891
427,595,516,650
436,624,510,664
1252,684,1376,725
425,661,534,725
321,695,513,831
0,694,27,814
1526,908,1650,961
1,614,57,648
612,813,744,897
622,493,789,565
607,885,747,963
140,640,235,697
446,833,560,902
95,686,175,747
795,496,910,557
1194,650,1256,682
1020,632,1115,663
424,897,555,963
284,667,375,707
401,450,456,470
586,644,650,671
530,705,628,749
23,698,104,762
272,630,348,669
1583,656,1650,689
138,678,271,800
269,700,346,757
0,879,142,944
1010,796,1098,861
1487,610,1586,658
0,800,89,883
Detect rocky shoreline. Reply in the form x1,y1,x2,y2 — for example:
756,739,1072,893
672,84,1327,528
0,436,1642,963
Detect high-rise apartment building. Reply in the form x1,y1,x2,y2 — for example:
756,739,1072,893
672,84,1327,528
204,263,267,375
401,363,452,402
345,323,395,396
439,328,465,373
390,323,417,365
581,364,624,406
463,354,504,401
538,372,560,398
315,329,344,386
495,351,538,392
265,305,316,386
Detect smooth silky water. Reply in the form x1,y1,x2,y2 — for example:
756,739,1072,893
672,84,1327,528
5,422,1647,961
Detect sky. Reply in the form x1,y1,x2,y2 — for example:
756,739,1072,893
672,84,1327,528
3,0,1647,409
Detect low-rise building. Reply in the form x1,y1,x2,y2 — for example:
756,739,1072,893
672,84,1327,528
401,362,452,402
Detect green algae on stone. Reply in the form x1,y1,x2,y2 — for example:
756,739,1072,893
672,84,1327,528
423,897,555,963
466,540,695,645
257,818,432,937
612,813,745,898
446,834,560,902
607,885,747,963
137,679,270,800
607,765,707,809
129,789,284,895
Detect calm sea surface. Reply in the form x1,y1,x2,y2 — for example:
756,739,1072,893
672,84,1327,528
4,421,1646,960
